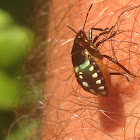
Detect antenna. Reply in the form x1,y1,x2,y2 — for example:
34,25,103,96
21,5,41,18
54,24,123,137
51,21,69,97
67,25,77,34
83,4,93,31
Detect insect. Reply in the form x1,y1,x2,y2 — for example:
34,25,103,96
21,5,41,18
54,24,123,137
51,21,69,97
67,4,135,96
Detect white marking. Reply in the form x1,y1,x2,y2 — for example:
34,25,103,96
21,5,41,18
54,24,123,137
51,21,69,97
84,49,88,55
89,66,94,71
96,79,101,84
92,73,98,78
82,81,89,87
90,89,95,94
80,59,90,69
75,66,79,73
79,49,90,69
79,72,83,74
79,75,83,79
101,91,106,94
85,39,88,42
98,86,104,90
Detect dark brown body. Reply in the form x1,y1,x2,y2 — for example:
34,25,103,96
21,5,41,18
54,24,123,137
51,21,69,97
71,30,111,95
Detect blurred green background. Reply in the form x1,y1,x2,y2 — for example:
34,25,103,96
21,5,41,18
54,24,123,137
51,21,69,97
0,0,38,140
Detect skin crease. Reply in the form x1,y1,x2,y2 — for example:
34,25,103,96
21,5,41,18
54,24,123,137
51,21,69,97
42,0,140,140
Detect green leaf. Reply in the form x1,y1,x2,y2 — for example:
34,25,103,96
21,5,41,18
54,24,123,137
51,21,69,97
0,9,14,28
0,70,19,110
7,120,40,140
0,26,33,68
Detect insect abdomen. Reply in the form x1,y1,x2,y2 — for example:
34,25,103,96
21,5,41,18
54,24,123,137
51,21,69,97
74,50,111,95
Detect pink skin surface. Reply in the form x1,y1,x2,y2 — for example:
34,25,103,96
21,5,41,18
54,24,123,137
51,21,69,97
43,0,140,140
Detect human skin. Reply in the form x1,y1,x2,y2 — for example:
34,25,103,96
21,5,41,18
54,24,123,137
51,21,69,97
42,0,140,140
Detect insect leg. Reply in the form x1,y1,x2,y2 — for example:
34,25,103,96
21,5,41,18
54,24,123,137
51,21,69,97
110,72,130,81
91,27,109,31
89,26,113,44
96,31,117,47
102,54,136,77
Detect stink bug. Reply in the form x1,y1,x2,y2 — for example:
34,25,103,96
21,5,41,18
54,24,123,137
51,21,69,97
67,4,135,96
